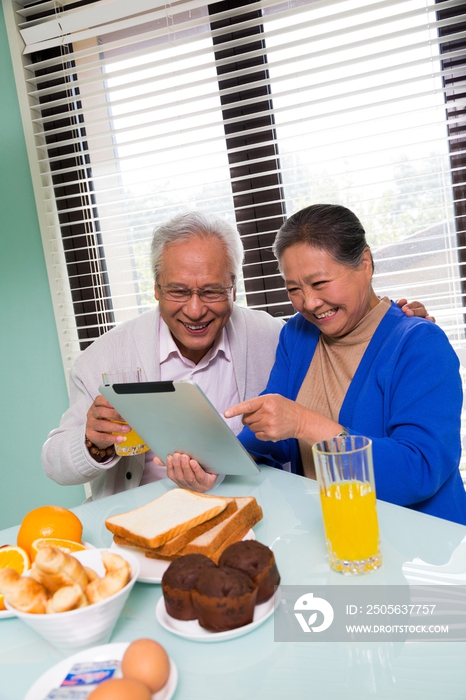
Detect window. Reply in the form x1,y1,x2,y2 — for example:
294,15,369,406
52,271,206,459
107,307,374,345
3,0,466,375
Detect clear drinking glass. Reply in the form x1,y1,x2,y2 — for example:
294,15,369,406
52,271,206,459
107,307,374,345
312,435,382,575
101,368,150,456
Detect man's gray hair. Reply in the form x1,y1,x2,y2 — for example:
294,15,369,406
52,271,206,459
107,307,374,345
151,211,244,283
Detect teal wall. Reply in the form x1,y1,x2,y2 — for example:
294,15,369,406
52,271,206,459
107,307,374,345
0,6,84,530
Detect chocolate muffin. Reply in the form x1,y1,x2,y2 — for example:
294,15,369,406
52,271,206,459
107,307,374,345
161,553,216,620
192,565,258,632
218,540,280,604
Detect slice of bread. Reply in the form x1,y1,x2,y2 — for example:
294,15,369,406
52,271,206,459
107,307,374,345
113,497,238,556
105,489,229,549
145,496,263,560
209,520,258,564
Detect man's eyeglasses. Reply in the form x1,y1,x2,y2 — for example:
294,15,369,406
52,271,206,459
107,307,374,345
157,285,234,303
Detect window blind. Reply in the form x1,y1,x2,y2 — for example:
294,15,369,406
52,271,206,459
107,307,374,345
3,0,466,376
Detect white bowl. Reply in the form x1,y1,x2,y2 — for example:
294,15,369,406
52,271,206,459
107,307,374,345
6,548,140,655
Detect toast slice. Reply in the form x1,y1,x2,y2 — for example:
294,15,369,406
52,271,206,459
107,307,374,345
105,489,229,549
209,519,258,564
113,497,238,556
145,496,263,561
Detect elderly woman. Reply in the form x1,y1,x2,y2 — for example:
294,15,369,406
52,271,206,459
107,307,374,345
225,204,466,525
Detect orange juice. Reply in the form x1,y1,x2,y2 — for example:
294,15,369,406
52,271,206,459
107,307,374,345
111,421,149,456
320,481,380,563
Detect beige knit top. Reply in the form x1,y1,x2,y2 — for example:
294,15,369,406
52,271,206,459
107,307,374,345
296,296,391,478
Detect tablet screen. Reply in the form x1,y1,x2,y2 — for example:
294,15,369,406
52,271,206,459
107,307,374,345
99,380,260,477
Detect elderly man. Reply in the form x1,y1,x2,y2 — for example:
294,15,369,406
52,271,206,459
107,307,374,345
42,211,431,498
42,212,282,499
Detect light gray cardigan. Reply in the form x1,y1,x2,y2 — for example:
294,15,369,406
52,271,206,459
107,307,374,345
42,305,284,500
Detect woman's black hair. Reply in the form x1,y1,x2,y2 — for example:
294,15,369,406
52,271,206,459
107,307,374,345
273,204,373,270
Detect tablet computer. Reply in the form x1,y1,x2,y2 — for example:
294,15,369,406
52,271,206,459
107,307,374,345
99,380,260,477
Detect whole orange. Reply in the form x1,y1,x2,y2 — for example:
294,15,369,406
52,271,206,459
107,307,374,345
17,506,83,559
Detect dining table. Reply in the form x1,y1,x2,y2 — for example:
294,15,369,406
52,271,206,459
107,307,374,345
1,465,466,700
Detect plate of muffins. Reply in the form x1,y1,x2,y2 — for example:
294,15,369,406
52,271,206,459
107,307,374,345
156,540,280,642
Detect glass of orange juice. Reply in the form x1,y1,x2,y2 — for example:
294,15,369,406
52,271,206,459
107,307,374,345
101,368,150,456
312,435,382,576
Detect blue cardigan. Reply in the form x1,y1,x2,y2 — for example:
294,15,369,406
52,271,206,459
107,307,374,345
239,302,466,525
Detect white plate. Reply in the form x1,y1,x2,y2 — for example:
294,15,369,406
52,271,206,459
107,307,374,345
155,587,279,643
0,542,95,620
24,642,178,700
111,529,255,584
0,608,16,619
